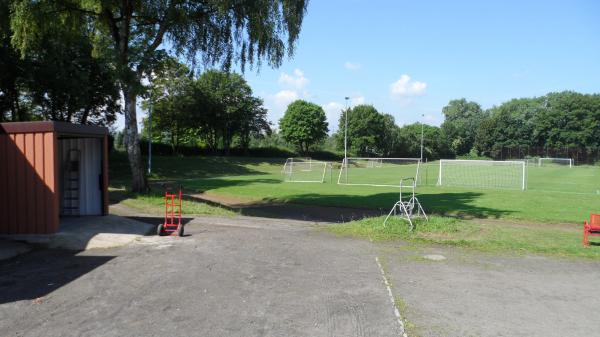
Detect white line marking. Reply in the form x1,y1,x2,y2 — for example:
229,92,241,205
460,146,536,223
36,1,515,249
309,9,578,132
375,256,408,337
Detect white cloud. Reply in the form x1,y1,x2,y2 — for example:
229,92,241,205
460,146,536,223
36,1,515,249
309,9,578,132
323,102,344,133
390,74,427,97
351,96,365,106
279,69,309,90
272,90,299,109
344,61,361,70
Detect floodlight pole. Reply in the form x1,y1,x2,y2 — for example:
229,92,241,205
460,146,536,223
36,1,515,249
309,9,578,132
148,93,153,175
344,97,350,182
420,114,424,161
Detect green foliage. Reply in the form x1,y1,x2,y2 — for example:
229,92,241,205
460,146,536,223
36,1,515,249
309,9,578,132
0,0,118,124
337,104,389,156
396,123,452,160
196,70,270,153
473,92,600,160
441,99,487,155
141,64,270,155
142,58,196,152
279,100,329,153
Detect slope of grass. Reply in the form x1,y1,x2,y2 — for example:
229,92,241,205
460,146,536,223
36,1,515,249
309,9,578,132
113,190,236,217
109,152,600,223
327,216,600,259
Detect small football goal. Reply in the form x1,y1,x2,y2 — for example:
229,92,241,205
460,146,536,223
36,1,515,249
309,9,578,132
437,159,526,190
338,158,421,187
282,158,328,183
538,157,572,168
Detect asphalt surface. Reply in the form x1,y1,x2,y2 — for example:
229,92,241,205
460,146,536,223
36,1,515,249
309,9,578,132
0,216,402,337
2,213,600,337
379,242,600,337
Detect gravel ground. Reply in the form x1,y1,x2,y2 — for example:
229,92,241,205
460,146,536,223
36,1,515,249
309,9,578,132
1,210,598,337
377,242,600,337
0,216,402,337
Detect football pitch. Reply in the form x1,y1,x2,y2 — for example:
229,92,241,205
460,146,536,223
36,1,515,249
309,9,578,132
110,154,600,224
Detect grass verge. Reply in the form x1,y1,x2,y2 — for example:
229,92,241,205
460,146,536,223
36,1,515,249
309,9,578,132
114,191,237,217
327,216,600,260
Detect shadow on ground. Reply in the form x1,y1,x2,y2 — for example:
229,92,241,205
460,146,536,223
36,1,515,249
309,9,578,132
0,249,114,304
109,152,282,188
185,190,512,223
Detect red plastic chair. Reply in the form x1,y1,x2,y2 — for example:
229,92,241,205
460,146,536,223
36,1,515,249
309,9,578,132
583,213,600,247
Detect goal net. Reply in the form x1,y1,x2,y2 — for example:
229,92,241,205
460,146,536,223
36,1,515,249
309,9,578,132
437,159,526,190
538,157,572,168
338,158,421,187
282,158,328,183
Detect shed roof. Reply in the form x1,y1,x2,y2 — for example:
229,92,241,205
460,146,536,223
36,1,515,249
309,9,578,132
0,121,108,137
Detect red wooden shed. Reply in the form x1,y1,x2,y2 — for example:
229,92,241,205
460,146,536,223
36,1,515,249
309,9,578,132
0,121,109,235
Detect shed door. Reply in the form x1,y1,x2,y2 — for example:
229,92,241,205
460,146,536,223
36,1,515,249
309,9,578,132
59,138,102,215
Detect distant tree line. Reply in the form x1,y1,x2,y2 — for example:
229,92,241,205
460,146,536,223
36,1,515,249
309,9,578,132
277,91,600,163
443,92,600,163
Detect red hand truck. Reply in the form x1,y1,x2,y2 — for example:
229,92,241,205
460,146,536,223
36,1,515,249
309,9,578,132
157,187,184,236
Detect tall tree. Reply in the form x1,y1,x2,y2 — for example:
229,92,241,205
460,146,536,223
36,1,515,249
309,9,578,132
142,58,195,153
279,100,328,153
196,70,269,154
441,98,486,155
10,0,308,191
337,104,387,156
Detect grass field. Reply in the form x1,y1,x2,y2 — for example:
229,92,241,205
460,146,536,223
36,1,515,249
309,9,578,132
109,152,600,224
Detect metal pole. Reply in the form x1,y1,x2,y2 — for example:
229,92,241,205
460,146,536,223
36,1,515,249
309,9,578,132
420,114,424,161
344,97,350,183
148,93,153,175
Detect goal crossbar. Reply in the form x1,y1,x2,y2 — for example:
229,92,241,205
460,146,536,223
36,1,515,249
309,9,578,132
437,159,526,190
283,160,328,183
338,157,422,187
538,157,572,168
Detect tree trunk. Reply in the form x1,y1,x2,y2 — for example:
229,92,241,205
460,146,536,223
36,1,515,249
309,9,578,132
123,86,147,192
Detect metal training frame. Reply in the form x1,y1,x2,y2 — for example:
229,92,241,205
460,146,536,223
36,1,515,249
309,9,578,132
383,177,427,230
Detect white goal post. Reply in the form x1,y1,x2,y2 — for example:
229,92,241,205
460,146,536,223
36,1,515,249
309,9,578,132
338,157,422,187
538,157,572,168
282,159,328,183
437,159,526,190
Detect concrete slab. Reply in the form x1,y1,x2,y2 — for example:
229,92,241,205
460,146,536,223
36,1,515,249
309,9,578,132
53,215,154,250
0,239,32,261
0,215,154,251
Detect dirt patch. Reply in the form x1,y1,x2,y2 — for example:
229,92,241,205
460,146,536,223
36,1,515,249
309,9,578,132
187,192,386,222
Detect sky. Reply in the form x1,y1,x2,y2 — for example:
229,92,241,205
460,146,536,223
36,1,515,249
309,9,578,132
118,0,600,133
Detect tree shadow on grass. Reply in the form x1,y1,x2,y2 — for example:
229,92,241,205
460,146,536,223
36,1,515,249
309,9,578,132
109,153,284,188
109,178,282,206
187,190,513,223
274,191,512,221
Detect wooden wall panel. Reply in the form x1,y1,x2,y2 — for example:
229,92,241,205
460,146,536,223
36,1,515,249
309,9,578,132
24,133,36,234
6,135,16,233
48,133,59,233
15,134,26,234
34,133,45,234
0,135,7,232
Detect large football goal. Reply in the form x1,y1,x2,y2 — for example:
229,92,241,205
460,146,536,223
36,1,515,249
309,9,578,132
338,158,421,187
282,158,328,183
437,159,526,190
538,157,572,168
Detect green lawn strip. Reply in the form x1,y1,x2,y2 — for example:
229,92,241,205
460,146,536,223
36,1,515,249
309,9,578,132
327,216,600,260
117,192,237,217
109,153,600,224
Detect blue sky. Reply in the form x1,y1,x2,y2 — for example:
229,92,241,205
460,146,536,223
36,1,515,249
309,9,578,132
122,0,600,133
